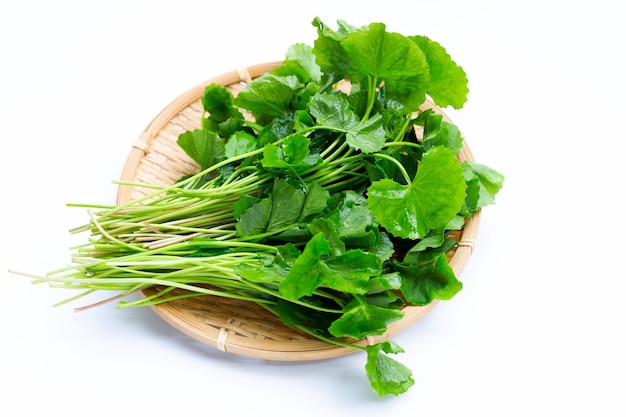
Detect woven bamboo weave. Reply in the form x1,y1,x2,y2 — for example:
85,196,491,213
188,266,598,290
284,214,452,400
117,62,481,361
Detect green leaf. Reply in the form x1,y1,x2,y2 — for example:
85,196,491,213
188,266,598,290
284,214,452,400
367,146,467,239
234,253,284,284
311,17,355,76
267,179,306,233
408,231,446,252
410,35,469,109
334,190,379,248
224,131,258,159
462,161,505,209
235,197,271,237
279,232,331,299
346,113,386,154
366,272,402,295
309,91,358,129
257,112,296,146
232,195,260,220
328,296,403,339
278,231,381,300
308,92,386,153
366,340,414,397
321,250,381,295
403,233,458,266
234,73,302,123
293,109,315,131
299,182,331,221
202,83,234,113
235,245,299,284
262,134,319,170
306,217,345,256
460,175,480,216
273,298,339,336
176,129,224,171
396,254,462,305
282,42,322,83
368,231,395,265
200,84,245,138
418,109,463,154
342,23,430,112
366,290,403,310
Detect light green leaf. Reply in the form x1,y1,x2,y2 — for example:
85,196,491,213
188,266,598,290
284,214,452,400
410,35,469,109
234,73,302,123
396,254,462,305
367,146,466,239
176,129,224,171
224,131,258,159
463,161,505,209
345,113,386,154
366,340,414,397
284,42,322,83
342,23,430,112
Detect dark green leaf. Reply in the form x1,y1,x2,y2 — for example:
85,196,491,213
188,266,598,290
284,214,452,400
321,250,380,294
262,134,317,170
202,84,234,113
396,254,462,305
460,175,480,216
328,296,403,339
257,112,296,146
293,109,315,131
233,195,261,220
279,232,331,299
274,298,339,336
299,182,331,221
366,290,403,309
368,231,395,265
200,84,245,137
308,92,386,153
306,217,345,256
334,191,379,248
418,109,463,154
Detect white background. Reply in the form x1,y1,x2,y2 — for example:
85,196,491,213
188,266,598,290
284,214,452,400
2,1,625,415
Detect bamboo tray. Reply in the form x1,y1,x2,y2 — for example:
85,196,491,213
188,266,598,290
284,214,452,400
117,62,481,361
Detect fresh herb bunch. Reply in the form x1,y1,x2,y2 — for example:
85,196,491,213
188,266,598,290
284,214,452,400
20,18,504,396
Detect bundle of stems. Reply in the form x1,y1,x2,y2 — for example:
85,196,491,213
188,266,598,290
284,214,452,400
41,133,372,314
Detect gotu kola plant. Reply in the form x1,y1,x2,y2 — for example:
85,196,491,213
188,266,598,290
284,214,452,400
12,17,504,397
